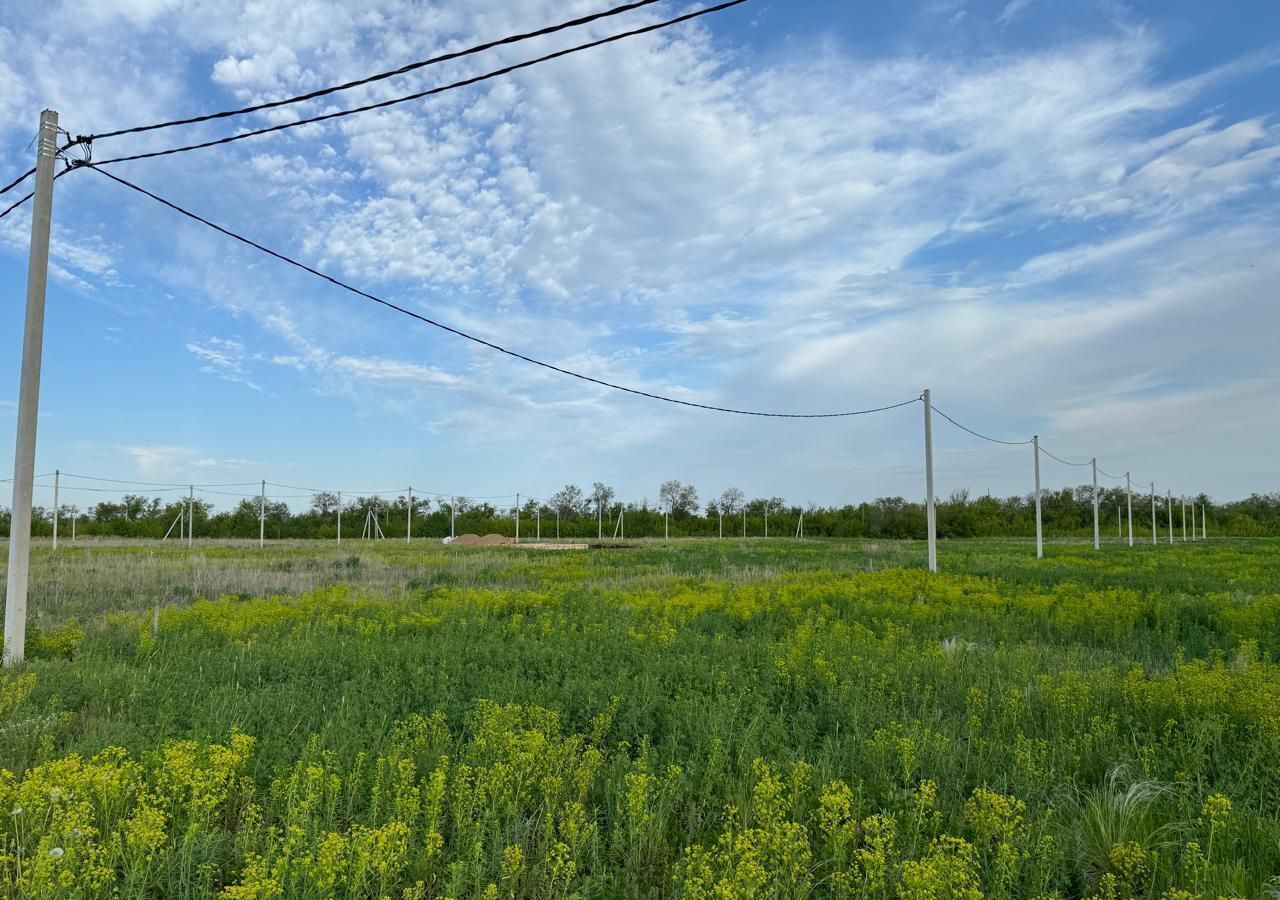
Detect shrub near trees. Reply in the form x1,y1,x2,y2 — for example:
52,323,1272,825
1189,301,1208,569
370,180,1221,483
2,487,1277,539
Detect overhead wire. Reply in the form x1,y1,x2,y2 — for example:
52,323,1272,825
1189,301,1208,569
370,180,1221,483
87,0,750,167
87,164,920,420
0,168,73,222
1039,446,1092,467
60,472,261,488
931,406,1034,446
87,0,667,141
0,166,37,197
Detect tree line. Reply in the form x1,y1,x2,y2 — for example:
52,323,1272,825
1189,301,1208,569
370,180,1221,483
2,482,1277,540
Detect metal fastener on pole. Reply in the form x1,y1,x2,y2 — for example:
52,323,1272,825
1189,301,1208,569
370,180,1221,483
1033,436,1043,559
4,109,60,668
922,389,937,573
1091,458,1099,551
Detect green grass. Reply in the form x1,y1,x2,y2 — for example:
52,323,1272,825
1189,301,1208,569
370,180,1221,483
1,537,1278,898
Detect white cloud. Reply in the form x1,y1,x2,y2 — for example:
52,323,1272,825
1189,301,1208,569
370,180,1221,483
186,337,262,391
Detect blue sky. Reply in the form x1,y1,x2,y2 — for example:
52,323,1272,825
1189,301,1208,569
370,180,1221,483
1,0,1277,513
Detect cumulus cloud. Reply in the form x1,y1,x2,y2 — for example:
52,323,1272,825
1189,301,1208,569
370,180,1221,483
0,0,1276,501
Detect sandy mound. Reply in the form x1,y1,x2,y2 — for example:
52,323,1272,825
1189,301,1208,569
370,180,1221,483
447,533,514,546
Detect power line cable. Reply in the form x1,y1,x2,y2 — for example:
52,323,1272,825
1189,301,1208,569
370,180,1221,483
88,165,920,420
88,0,749,167
931,406,1034,446
0,166,37,197
1039,446,1092,467
60,472,260,488
88,0,667,141
0,168,73,222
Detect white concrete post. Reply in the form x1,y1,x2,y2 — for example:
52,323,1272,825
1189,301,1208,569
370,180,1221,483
337,491,342,544
536,505,541,542
1202,503,1207,540
515,493,520,544
597,499,602,541
259,480,266,547
1091,458,1099,551
1126,473,1134,548
406,487,413,543
1166,490,1173,545
52,469,59,550
719,510,723,539
1150,484,1156,546
1181,497,1187,542
188,484,194,547
71,509,76,542
922,389,937,573
4,109,59,667
1033,435,1043,559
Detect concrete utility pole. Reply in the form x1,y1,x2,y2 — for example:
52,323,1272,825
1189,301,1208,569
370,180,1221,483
259,480,266,547
1126,473,1134,548
1181,497,1187,542
597,500,602,541
451,496,456,540
406,487,413,543
188,485,194,547
1149,484,1156,546
1033,436,1043,559
922,389,937,573
1190,500,1196,542
1166,490,1173,545
52,469,60,551
514,493,519,544
337,491,342,544
1091,459,1100,551
1201,503,1207,540
4,109,59,668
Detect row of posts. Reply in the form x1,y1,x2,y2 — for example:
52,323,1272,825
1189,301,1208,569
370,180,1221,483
921,389,1207,574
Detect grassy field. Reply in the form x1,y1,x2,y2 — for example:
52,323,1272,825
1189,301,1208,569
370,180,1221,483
0,537,1277,898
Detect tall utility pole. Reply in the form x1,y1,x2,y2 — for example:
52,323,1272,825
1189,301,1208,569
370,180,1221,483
1201,503,1207,540
337,491,342,544
259,480,266,547
1190,500,1196,542
1181,497,1187,542
406,487,413,543
1166,490,1173,545
1125,473,1134,547
52,469,60,551
514,493,519,544
1033,436,1043,559
1149,484,1156,546
1091,458,1100,551
188,485,194,547
4,109,59,668
922,389,936,573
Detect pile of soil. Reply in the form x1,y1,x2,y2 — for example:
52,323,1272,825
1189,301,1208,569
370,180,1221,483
448,533,514,546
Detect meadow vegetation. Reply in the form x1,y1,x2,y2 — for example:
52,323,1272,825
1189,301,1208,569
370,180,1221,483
0,537,1277,898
